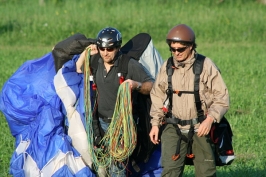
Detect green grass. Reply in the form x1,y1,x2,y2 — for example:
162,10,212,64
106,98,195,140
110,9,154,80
1,0,266,176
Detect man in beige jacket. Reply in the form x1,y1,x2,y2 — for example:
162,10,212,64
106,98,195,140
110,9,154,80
149,24,229,177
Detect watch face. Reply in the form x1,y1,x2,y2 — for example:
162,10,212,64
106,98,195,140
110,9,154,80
136,83,142,91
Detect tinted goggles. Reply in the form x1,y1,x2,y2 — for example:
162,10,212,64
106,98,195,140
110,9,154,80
98,47,116,52
169,46,188,53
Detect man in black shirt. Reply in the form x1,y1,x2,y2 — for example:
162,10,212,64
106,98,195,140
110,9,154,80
89,27,154,177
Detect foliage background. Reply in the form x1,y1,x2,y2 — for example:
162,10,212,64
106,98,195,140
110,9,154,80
0,0,265,176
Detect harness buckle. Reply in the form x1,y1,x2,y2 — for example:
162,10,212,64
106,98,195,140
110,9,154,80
191,118,199,125
92,83,97,90
186,154,195,158
226,150,234,155
172,154,180,161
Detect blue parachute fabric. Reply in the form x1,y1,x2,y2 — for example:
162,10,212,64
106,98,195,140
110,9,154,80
0,53,59,138
60,55,82,99
10,153,25,176
0,53,94,176
59,54,87,127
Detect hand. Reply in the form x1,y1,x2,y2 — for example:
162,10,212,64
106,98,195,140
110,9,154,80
124,79,140,90
197,116,214,137
89,44,98,55
76,44,98,73
149,126,160,144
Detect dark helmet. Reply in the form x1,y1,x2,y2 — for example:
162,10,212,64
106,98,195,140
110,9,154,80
96,27,122,48
166,24,195,45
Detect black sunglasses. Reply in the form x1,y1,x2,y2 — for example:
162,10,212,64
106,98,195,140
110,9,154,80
98,47,116,52
169,46,188,53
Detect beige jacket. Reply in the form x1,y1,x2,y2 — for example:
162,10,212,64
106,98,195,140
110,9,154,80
150,52,229,130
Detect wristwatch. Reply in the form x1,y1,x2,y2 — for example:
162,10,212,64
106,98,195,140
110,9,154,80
136,82,142,91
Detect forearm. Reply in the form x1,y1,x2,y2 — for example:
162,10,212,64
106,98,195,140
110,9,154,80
138,81,154,95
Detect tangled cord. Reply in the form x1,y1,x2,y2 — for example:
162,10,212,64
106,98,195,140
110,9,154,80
83,48,137,173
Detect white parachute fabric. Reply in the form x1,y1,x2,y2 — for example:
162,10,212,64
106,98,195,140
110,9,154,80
54,65,93,168
138,39,163,79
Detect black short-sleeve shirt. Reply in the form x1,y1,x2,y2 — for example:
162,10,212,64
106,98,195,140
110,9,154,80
95,54,154,118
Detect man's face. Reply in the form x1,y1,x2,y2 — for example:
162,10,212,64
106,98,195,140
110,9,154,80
170,42,192,62
98,46,119,64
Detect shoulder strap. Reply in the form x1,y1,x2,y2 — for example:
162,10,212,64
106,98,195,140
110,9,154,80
193,54,206,122
117,54,131,78
89,53,101,78
165,57,175,117
193,54,205,91
166,57,175,77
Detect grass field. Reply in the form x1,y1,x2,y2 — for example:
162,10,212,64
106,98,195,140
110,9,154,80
0,0,266,176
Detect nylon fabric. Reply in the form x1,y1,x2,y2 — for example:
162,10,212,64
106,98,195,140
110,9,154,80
54,64,92,167
0,53,94,176
138,39,163,79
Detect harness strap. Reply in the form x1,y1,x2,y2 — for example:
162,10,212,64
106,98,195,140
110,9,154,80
172,124,187,160
171,124,195,160
166,58,175,117
186,125,195,158
174,90,195,96
165,117,199,126
193,54,206,123
165,54,206,161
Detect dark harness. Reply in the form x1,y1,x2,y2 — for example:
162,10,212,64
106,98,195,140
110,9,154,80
164,54,206,161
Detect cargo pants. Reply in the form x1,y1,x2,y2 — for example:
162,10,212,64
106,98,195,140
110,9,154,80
161,124,216,177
